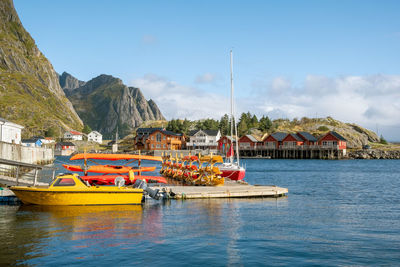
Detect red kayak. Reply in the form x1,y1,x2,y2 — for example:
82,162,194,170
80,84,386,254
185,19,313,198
80,175,167,185
63,164,156,174
71,153,162,162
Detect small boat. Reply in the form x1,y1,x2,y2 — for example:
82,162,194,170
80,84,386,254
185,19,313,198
220,51,246,181
10,174,146,205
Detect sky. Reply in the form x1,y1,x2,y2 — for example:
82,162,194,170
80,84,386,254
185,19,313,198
14,0,400,141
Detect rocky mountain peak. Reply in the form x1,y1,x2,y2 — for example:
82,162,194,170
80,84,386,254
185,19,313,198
62,73,165,138
59,72,86,95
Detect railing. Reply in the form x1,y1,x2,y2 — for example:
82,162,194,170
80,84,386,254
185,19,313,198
237,144,342,150
0,158,56,186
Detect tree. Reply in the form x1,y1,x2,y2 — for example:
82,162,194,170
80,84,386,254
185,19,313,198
82,124,92,134
45,127,57,137
258,115,272,131
380,135,388,145
219,114,229,135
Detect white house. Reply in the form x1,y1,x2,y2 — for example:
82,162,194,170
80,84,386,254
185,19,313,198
0,117,24,144
64,130,83,141
187,129,221,150
88,131,103,144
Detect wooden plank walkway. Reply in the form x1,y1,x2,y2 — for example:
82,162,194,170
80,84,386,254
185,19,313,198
152,183,288,199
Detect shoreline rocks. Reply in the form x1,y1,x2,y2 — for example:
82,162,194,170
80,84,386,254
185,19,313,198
346,149,400,159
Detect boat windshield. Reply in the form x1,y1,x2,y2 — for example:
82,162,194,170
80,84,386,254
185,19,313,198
52,178,76,186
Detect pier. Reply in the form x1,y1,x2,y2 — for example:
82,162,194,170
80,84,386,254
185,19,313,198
0,158,55,186
153,181,288,199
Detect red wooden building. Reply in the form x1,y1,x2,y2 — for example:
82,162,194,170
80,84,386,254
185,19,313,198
318,131,347,151
282,133,304,148
238,135,260,150
217,136,235,154
263,132,288,149
296,132,318,146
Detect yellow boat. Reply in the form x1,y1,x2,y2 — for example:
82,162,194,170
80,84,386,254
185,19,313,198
10,174,144,205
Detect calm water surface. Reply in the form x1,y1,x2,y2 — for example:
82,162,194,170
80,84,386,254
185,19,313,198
1,158,400,266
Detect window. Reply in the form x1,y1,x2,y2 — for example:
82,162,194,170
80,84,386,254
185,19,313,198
163,136,166,140
152,144,154,148
156,144,161,148
156,133,161,142
163,144,166,148
53,178,75,186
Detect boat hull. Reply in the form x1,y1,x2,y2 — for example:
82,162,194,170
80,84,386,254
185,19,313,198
11,187,144,205
220,169,246,181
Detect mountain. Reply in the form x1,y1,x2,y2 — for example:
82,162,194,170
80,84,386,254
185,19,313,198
0,0,83,136
59,71,86,96
63,73,165,138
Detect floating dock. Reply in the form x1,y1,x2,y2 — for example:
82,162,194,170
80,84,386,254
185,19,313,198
152,181,288,199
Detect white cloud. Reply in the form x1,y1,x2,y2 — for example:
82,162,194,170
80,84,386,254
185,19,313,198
131,74,230,120
253,74,400,140
194,73,220,84
131,73,400,140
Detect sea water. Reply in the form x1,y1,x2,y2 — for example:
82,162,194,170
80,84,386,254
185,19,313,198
1,158,399,266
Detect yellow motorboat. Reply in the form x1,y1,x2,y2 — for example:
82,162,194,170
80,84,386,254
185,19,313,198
10,173,145,205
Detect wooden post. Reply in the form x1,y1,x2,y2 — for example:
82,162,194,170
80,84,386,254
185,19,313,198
33,168,38,186
15,166,19,186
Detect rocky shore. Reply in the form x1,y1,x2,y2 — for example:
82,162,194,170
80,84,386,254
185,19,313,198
347,149,400,159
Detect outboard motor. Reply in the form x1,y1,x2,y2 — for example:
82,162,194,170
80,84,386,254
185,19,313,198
133,179,161,200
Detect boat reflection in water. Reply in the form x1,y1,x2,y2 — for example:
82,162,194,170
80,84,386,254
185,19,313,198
18,205,148,241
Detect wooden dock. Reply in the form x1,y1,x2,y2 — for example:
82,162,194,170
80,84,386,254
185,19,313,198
152,182,288,199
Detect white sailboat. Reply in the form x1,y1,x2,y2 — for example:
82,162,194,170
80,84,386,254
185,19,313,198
219,50,246,181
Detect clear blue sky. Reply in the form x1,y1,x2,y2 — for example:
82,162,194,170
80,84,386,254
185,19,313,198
14,0,400,140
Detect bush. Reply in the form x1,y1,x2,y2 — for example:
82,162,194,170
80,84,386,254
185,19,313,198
380,135,388,145
318,126,329,131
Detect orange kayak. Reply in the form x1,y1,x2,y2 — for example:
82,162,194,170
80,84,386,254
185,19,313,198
63,164,156,174
70,153,162,162
80,175,167,185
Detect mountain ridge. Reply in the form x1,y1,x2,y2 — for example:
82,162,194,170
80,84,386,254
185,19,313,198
61,73,165,138
0,0,83,136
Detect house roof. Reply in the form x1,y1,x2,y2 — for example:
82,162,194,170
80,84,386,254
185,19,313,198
286,133,303,141
137,128,164,134
330,131,347,141
219,136,236,142
162,130,182,136
270,132,288,141
57,142,75,146
189,129,219,137
245,135,259,142
89,131,102,136
22,139,41,143
69,130,83,135
0,117,24,128
297,132,317,142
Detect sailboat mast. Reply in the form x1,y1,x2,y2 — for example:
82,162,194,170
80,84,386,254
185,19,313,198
229,50,234,164
230,50,240,166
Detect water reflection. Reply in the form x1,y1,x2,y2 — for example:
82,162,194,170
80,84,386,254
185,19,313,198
19,205,144,241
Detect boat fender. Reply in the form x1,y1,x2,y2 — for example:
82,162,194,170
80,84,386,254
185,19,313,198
114,176,125,187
